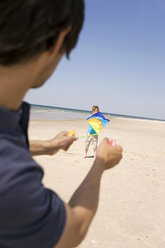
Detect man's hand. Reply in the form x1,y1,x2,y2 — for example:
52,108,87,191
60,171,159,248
96,138,123,170
46,131,77,154
30,131,77,156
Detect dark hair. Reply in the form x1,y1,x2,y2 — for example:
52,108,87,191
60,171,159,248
0,0,84,66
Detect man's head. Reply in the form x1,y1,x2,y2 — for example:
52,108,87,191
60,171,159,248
0,0,84,87
92,106,99,114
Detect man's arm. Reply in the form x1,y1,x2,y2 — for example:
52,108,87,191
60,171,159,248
29,131,77,156
55,138,123,248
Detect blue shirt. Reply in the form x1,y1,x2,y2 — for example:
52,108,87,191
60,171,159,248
0,102,66,248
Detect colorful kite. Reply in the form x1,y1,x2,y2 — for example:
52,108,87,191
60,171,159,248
87,112,110,135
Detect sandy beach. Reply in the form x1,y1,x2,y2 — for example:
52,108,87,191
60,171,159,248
28,117,165,248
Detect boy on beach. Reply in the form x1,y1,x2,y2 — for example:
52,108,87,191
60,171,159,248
0,1,123,248
85,106,110,158
84,106,99,158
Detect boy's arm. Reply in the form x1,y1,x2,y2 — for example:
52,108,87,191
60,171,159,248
55,138,123,248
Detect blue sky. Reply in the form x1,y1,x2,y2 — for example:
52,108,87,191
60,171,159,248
25,0,165,119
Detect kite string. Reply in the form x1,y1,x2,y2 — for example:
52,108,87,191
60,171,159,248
78,133,98,139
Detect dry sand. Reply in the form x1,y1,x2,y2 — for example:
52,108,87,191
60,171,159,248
28,117,165,248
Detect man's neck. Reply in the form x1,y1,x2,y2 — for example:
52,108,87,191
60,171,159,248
0,63,37,111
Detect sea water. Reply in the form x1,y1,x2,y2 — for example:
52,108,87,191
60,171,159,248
30,104,93,120
30,104,165,122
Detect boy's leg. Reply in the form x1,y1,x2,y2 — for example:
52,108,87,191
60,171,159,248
84,135,91,158
92,135,98,158
84,148,88,158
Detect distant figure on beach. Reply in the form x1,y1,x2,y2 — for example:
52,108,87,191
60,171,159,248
84,105,99,158
85,105,110,158
0,1,122,248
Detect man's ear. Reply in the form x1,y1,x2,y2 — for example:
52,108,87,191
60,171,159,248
48,26,71,57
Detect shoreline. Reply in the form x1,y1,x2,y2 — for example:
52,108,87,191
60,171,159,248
30,104,165,122
30,115,165,124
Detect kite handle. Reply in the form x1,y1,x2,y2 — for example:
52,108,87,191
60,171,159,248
110,139,116,146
